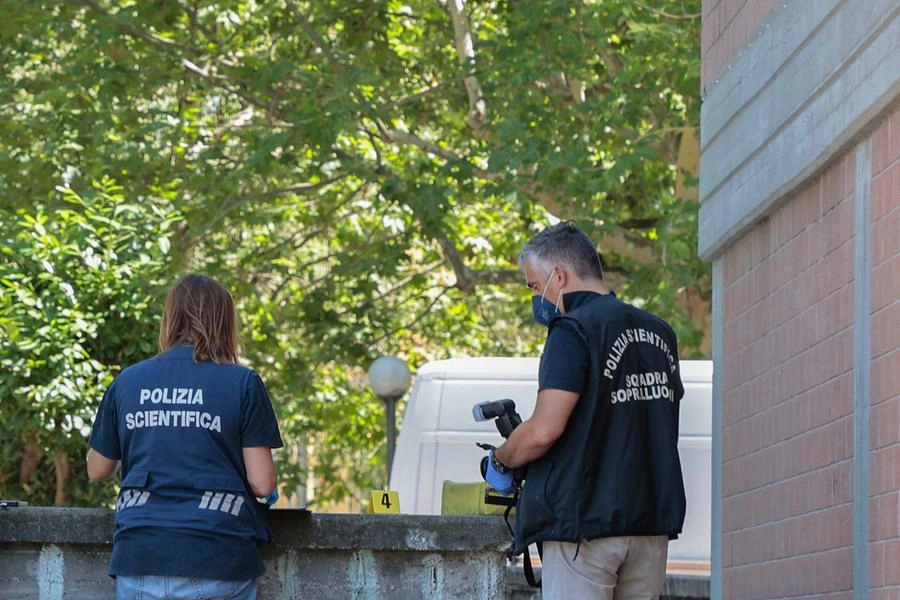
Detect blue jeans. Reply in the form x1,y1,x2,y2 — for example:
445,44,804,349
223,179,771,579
115,575,257,600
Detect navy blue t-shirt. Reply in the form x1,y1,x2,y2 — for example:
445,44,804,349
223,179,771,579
89,347,282,580
539,319,590,394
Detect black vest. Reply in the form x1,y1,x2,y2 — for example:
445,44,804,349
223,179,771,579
513,293,687,552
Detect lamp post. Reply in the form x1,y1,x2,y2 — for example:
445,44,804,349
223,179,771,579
367,355,411,485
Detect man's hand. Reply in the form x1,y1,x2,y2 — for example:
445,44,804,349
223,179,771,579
481,449,515,494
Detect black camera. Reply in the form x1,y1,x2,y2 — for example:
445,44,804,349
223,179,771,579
474,398,540,587
474,398,524,507
472,398,522,439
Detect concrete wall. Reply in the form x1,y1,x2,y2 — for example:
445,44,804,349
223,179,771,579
0,507,710,600
0,507,508,600
700,1,899,598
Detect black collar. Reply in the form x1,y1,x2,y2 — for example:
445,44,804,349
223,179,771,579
561,290,614,313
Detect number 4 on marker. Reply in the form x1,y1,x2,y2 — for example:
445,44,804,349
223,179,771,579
369,490,400,514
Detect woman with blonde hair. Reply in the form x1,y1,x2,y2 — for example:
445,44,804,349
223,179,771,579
87,274,282,600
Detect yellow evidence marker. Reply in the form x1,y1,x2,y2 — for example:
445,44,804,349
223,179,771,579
368,490,400,514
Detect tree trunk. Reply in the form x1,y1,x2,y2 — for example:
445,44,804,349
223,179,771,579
18,440,38,486
54,450,71,506
675,126,700,201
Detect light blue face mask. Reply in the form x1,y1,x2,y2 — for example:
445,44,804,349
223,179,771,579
531,271,559,326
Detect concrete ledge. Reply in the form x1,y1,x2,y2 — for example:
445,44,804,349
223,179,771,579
0,507,115,545
0,507,509,552
265,510,509,552
0,507,709,599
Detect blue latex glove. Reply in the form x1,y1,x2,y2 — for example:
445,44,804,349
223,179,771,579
483,450,515,494
262,488,280,506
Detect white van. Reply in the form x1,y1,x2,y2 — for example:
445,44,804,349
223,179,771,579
390,356,712,570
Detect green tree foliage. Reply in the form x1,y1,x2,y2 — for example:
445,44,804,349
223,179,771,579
0,181,182,505
0,0,704,508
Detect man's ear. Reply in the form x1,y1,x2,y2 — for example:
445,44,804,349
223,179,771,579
555,265,570,288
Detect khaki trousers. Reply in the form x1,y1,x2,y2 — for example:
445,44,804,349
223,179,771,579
540,535,668,600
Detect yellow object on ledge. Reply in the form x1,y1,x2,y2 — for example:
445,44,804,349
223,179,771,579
440,481,514,516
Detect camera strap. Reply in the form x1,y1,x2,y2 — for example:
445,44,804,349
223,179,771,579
522,542,542,588
502,489,542,588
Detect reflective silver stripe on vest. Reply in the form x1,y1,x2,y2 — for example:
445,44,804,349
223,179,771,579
197,491,244,516
117,490,150,511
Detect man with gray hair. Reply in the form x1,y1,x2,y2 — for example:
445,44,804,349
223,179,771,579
482,221,686,599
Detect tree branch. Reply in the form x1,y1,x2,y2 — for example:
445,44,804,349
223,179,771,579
381,128,459,162
255,177,348,201
471,268,525,287
364,283,453,355
336,130,659,292
435,232,474,291
179,0,217,40
180,58,283,119
619,218,660,229
377,126,502,186
284,0,345,74
254,225,331,267
75,0,290,122
596,228,657,265
73,0,197,54
600,47,625,78
438,0,486,133
374,123,663,271
376,80,448,113
635,2,701,21
435,232,523,291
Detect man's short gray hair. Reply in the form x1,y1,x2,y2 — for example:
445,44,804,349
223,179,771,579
519,221,604,281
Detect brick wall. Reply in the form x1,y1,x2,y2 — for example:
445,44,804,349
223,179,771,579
869,107,900,597
719,147,858,599
702,0,899,596
701,0,778,91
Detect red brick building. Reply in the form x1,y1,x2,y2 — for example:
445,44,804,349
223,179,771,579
699,1,899,598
